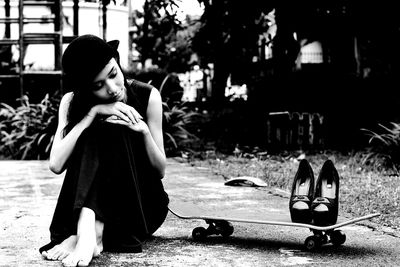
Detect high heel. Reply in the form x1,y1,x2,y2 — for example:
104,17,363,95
289,159,314,224
311,159,340,226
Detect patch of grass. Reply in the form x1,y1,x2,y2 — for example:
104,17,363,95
188,150,400,232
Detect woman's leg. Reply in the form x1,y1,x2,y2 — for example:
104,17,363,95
60,207,103,267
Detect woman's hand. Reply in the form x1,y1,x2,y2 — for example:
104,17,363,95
89,102,143,124
103,116,150,134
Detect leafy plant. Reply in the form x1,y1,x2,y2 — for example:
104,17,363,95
0,85,202,159
361,122,400,173
0,94,60,159
163,101,205,156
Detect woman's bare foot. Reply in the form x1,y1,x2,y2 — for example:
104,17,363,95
61,208,104,267
42,235,77,261
61,232,99,266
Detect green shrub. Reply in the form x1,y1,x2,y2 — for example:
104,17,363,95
0,94,59,159
361,122,400,173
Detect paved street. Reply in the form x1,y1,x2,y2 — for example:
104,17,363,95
1,159,399,266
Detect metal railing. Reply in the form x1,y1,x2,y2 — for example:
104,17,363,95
266,111,325,150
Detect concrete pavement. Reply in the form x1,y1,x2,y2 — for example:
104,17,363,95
0,158,399,266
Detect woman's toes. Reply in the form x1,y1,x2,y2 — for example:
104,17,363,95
62,257,76,267
77,259,90,267
48,250,61,261
57,251,69,261
44,250,54,260
46,246,60,260
41,251,48,259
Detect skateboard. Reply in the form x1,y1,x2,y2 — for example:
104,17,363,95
168,202,380,251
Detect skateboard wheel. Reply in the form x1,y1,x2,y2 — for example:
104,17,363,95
192,227,207,240
304,236,321,251
330,230,346,246
220,223,234,238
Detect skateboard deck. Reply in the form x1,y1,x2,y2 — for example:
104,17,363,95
169,201,380,251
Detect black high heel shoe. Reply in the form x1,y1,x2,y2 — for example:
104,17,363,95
289,159,314,224
311,159,340,226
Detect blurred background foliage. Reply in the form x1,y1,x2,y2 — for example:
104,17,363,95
0,94,59,159
1,1,400,173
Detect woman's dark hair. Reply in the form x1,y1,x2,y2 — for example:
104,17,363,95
61,35,123,136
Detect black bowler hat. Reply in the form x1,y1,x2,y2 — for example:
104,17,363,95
62,34,120,91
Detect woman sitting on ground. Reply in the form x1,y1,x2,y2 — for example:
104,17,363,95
39,34,169,267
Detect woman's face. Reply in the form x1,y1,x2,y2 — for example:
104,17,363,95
90,58,126,102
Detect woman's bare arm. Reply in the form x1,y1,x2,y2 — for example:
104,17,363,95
49,93,95,174
50,90,147,174
142,88,167,178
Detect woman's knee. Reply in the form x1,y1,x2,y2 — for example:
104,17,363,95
79,207,96,220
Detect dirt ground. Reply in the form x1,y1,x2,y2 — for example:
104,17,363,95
1,159,399,266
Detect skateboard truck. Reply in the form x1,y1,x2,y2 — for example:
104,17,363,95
192,220,234,240
305,229,346,251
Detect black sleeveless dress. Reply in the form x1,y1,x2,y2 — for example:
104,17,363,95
40,80,169,253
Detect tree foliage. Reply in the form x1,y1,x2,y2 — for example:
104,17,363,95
192,1,273,102
132,0,200,72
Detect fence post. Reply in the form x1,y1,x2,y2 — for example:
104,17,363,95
267,111,290,150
